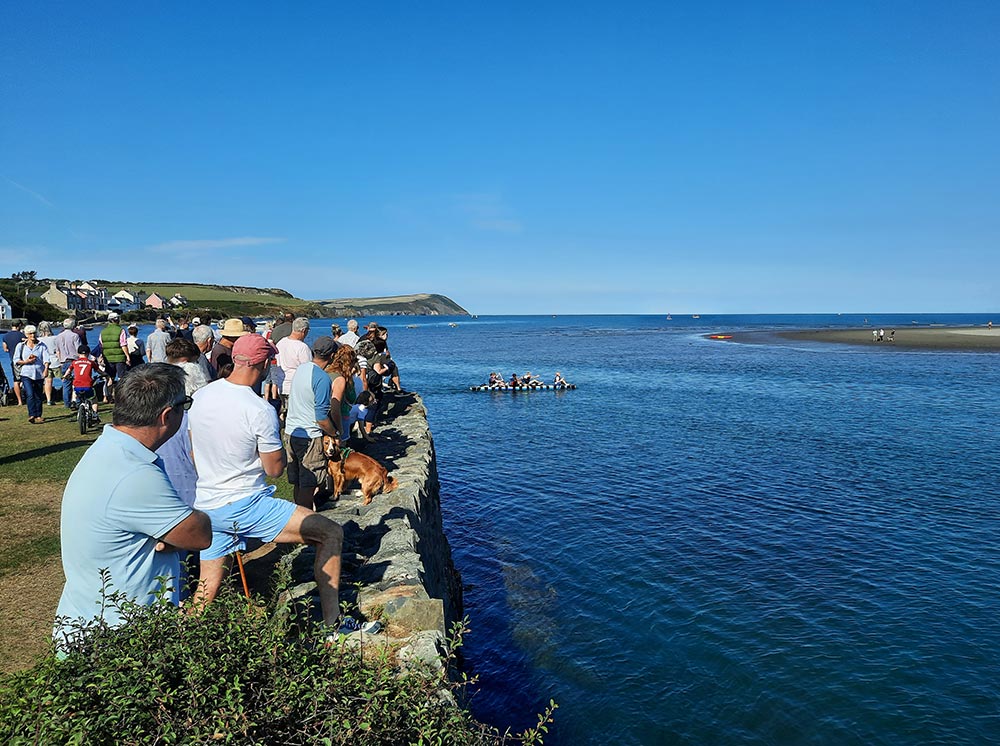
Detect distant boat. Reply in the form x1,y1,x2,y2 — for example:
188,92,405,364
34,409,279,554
692,315,700,319
406,324,418,329
449,322,458,327
666,314,672,320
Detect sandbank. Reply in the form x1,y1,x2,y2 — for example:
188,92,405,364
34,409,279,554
768,326,1000,351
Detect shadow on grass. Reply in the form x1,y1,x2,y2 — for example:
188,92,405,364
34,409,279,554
0,441,86,468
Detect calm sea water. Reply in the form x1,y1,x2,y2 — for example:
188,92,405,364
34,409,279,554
70,313,999,744
378,314,1000,746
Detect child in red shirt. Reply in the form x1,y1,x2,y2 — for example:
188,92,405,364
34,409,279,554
70,345,99,419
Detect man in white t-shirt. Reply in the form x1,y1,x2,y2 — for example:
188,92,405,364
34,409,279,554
188,333,346,628
338,319,360,348
276,317,312,413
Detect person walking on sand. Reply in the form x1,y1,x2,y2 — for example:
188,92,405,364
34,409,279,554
187,334,350,632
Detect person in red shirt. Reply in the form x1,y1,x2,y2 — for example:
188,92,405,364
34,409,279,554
70,345,100,421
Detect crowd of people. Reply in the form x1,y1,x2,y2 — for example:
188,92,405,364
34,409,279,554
485,370,572,388
50,312,403,647
1,313,203,421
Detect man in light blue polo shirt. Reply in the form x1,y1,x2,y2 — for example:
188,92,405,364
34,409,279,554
285,336,340,509
54,364,212,647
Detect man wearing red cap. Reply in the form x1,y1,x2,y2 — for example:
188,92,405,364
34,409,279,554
188,333,346,628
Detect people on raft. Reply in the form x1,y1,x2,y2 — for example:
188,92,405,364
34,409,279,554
522,372,543,387
481,371,572,388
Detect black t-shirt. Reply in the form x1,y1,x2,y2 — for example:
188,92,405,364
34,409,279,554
270,321,293,345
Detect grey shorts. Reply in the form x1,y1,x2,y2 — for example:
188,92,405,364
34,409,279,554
286,435,329,489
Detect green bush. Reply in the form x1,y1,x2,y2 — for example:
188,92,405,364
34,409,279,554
0,579,555,745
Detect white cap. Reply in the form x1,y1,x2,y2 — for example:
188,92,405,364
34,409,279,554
191,317,201,325
107,312,120,321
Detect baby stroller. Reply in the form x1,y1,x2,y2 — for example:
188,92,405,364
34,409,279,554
0,363,11,406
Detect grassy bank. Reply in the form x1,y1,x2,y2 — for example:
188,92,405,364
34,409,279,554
0,404,103,672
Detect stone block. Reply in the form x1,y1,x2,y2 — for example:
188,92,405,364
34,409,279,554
398,630,446,672
384,596,445,636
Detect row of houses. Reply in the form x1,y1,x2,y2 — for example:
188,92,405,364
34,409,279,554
40,282,188,314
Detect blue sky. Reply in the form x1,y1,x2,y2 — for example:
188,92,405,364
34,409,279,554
2,2,998,314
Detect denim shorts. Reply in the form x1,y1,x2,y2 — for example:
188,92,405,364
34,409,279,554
266,362,282,385
201,486,298,561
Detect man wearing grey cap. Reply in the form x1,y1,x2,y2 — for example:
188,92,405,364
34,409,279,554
284,336,340,510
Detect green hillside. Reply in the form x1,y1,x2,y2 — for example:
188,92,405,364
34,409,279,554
4,272,465,322
92,282,323,319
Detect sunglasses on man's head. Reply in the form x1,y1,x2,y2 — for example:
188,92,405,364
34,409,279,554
171,395,193,411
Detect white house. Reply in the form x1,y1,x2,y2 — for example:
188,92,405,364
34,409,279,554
168,293,188,307
0,293,12,320
112,289,146,312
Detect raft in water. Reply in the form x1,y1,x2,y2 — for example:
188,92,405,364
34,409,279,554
469,384,577,391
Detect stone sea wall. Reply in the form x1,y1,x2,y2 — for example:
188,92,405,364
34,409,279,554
257,392,463,665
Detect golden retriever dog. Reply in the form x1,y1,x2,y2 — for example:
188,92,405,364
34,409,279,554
322,435,398,505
